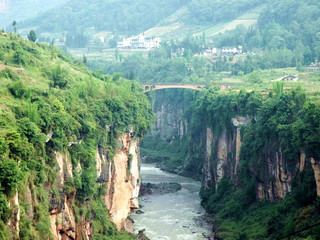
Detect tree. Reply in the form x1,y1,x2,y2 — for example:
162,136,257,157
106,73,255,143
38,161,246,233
273,81,284,96
115,48,119,61
0,159,21,196
296,62,304,72
202,31,206,45
83,55,87,65
28,30,36,42
50,66,67,89
12,21,17,33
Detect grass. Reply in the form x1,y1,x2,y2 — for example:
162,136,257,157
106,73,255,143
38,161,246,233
137,23,182,38
192,4,265,38
130,3,265,41
199,67,320,101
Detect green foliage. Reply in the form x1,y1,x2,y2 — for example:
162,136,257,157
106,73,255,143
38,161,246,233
0,52,4,61
13,48,26,65
49,65,68,89
293,102,320,159
89,43,213,84
21,0,184,35
0,33,154,239
273,81,284,96
0,194,11,223
8,81,31,99
0,68,20,81
215,0,320,74
0,159,22,196
186,0,263,24
292,170,317,207
193,86,320,239
27,30,36,42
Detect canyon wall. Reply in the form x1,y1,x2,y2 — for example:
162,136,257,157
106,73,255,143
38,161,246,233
8,133,140,240
151,90,188,141
148,90,319,202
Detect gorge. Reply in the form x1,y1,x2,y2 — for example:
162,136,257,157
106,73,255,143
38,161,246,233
140,88,320,239
1,31,320,240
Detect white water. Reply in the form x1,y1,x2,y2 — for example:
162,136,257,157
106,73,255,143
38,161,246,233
131,164,212,240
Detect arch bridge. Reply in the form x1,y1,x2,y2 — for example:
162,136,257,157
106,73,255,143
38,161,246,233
141,83,237,93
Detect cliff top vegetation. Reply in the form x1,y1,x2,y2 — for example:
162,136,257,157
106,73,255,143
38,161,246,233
0,31,154,239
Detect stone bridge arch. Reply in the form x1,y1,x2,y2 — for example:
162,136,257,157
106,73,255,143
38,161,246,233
141,83,236,93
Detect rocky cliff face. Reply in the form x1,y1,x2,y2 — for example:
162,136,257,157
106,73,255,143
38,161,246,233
151,90,188,141
201,116,319,201
8,133,140,240
311,157,320,196
143,90,320,204
149,91,319,201
103,134,140,231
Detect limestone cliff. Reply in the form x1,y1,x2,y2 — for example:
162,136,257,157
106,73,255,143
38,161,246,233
50,133,140,239
200,116,319,201
146,89,319,201
103,134,141,231
7,133,140,240
151,90,188,141
140,90,194,176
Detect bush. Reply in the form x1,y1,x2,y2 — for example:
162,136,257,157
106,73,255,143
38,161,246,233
13,49,26,65
0,137,9,156
0,159,21,196
0,194,11,223
0,68,20,81
8,81,31,99
50,66,68,89
292,170,317,206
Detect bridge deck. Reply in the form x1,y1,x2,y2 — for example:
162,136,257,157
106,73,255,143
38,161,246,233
141,83,238,92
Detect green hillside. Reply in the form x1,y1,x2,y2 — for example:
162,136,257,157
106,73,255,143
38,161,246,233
18,0,266,47
135,5,263,39
0,31,153,239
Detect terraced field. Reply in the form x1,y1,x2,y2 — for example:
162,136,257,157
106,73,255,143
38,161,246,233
136,4,265,40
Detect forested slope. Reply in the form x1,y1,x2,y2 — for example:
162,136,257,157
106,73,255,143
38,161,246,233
19,0,266,39
213,0,320,74
0,31,154,239
190,87,320,239
141,85,320,239
20,0,186,35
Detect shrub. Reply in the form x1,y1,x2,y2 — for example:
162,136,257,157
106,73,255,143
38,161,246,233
8,81,31,99
13,49,26,65
50,66,68,89
0,194,11,223
0,159,21,196
292,170,317,207
0,68,20,81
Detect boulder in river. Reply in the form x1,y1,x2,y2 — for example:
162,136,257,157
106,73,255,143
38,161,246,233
139,182,182,196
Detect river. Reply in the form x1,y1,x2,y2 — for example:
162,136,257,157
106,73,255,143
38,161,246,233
131,164,212,240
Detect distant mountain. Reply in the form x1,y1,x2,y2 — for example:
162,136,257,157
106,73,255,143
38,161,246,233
0,0,65,28
18,0,265,39
20,0,186,35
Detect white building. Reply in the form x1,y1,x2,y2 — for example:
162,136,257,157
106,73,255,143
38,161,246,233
221,46,243,54
144,37,161,49
117,38,132,48
204,47,217,56
117,36,161,50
